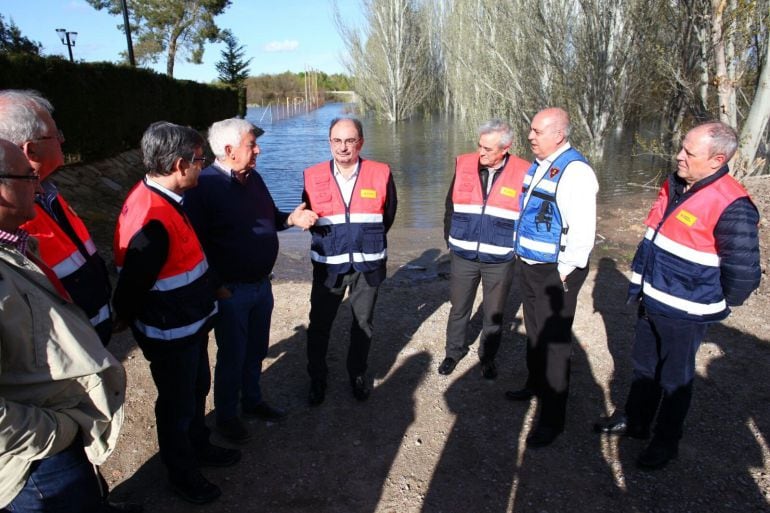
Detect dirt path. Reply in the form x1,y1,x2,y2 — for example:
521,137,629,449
97,182,770,513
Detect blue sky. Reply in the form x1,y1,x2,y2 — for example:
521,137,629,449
2,0,363,82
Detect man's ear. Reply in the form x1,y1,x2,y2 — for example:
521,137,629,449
224,144,234,159
711,153,727,169
173,156,188,175
20,141,38,163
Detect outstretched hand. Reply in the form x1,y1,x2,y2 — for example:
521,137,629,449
288,202,318,230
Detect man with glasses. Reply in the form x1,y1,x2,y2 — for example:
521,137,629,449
0,89,115,345
439,119,529,379
113,122,238,504
302,117,397,405
184,118,317,443
0,138,125,512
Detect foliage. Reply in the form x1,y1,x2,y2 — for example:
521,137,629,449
0,13,41,56
0,53,237,161
244,72,352,105
216,30,251,88
86,0,231,77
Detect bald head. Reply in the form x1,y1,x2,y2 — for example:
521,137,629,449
528,107,571,160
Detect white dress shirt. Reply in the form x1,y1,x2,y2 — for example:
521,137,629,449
520,143,599,276
334,160,360,205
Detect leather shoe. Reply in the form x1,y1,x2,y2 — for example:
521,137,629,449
197,444,241,467
438,357,457,375
308,379,326,406
242,401,287,422
351,375,370,401
480,361,497,380
593,413,650,439
215,417,251,444
526,426,562,448
169,470,221,504
505,387,535,401
637,440,678,470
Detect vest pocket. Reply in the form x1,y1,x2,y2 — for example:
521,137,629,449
449,213,470,239
491,218,515,246
361,225,385,253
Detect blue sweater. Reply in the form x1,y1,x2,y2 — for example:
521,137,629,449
183,165,289,283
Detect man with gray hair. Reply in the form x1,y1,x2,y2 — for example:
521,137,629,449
184,118,317,443
0,89,114,345
594,121,760,470
113,121,239,504
438,119,529,379
0,138,125,512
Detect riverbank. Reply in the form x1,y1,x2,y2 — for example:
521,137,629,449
57,153,770,512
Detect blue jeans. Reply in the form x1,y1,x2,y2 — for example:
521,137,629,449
214,280,273,422
6,439,103,512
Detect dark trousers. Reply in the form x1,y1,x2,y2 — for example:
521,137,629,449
306,271,380,382
625,308,708,446
6,439,103,513
519,260,588,431
445,253,515,362
136,332,212,480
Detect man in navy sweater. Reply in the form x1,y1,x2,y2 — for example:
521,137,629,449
184,118,317,443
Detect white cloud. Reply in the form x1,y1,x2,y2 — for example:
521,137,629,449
263,40,300,52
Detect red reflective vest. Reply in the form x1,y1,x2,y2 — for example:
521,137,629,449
448,153,529,262
22,194,112,331
629,174,750,321
304,159,390,276
114,181,217,342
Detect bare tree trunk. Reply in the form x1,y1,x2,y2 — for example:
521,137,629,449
712,0,737,126
732,37,770,178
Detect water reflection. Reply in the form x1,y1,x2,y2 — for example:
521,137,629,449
248,103,668,229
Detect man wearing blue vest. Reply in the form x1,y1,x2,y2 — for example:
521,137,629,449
303,117,397,406
439,119,529,379
505,107,598,448
594,122,760,470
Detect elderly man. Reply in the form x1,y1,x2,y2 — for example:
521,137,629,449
505,107,599,448
113,122,238,504
184,118,317,443
0,90,114,345
594,121,760,470
0,139,125,512
439,119,529,379
302,117,397,405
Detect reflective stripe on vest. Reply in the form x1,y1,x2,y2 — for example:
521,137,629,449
89,303,112,326
134,303,218,341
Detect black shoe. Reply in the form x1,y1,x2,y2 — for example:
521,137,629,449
169,470,221,504
526,425,562,448
197,444,241,467
505,387,535,401
480,361,497,380
637,440,678,470
215,417,251,444
242,401,287,422
351,375,370,401
593,413,650,439
438,357,457,375
103,500,144,513
308,379,326,406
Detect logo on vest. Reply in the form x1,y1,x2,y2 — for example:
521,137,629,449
675,209,697,227
549,167,560,178
360,189,377,199
500,187,517,198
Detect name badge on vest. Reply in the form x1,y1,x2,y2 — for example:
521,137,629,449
500,187,517,198
360,189,377,199
675,209,697,227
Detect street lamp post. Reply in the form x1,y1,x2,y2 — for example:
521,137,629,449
55,28,78,63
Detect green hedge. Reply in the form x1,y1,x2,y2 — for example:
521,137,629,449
0,54,237,161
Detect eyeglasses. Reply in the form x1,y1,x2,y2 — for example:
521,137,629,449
0,173,39,181
330,138,360,147
33,129,65,143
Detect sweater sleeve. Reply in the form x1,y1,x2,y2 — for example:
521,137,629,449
383,172,398,233
444,175,456,244
715,197,761,306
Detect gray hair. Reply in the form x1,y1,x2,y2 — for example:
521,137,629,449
208,118,262,160
0,89,55,144
699,121,739,161
141,121,204,176
478,119,513,148
329,117,364,139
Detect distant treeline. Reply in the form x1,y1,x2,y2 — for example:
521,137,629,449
244,71,352,106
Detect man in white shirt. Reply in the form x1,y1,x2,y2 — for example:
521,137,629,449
505,107,598,448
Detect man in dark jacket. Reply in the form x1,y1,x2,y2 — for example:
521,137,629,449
594,121,761,470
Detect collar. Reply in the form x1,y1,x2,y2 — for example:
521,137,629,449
535,142,572,166
214,159,251,184
483,154,508,172
334,159,361,180
0,227,30,254
145,176,183,204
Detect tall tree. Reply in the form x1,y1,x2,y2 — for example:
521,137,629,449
216,30,251,117
335,0,434,122
0,14,41,56
87,0,231,77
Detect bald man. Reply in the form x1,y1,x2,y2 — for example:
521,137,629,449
505,107,599,448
